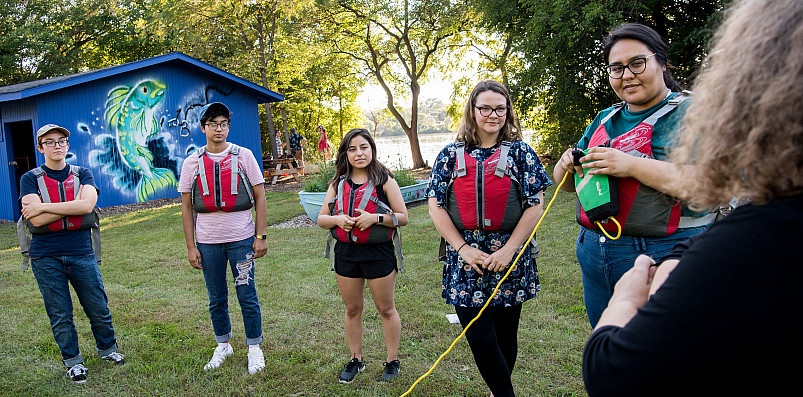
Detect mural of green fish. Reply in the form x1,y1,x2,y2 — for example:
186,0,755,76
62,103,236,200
105,80,177,202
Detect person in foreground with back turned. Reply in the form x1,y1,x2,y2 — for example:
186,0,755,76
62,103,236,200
582,0,803,395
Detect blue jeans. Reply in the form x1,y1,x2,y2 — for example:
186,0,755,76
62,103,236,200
30,255,118,367
196,237,263,345
576,227,707,328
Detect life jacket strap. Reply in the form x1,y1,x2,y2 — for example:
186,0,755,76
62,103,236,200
196,147,210,196
495,141,512,178
17,215,31,270
32,168,50,203
455,141,467,177
230,145,240,196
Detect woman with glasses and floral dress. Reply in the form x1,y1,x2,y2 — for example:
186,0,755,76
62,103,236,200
553,23,713,328
428,80,551,397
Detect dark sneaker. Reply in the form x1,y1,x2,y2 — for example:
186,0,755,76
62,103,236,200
101,352,126,365
381,360,400,381
66,363,88,384
339,358,365,383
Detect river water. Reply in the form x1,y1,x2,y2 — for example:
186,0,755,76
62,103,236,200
373,131,537,169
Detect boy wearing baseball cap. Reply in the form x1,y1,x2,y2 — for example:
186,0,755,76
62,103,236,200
19,124,125,384
178,102,268,374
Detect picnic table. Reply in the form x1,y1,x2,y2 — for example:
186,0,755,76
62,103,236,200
263,157,303,185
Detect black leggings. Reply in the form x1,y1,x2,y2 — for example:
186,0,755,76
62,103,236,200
454,304,523,397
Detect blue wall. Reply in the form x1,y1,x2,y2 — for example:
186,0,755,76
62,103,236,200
1,63,265,218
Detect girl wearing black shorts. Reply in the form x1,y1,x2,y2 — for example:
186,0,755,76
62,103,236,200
317,128,408,383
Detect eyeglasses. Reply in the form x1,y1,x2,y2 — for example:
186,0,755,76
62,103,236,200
41,139,69,147
474,106,509,117
606,54,655,79
205,121,230,130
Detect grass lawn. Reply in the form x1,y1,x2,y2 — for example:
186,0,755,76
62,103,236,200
0,180,591,396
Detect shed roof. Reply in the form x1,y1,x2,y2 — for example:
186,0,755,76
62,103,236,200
0,52,284,103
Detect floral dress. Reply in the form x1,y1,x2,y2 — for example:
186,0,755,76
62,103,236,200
428,141,552,307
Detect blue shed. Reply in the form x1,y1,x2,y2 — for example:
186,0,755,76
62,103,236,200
0,52,283,221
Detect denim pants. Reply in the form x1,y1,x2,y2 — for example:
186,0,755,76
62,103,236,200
30,255,118,367
196,237,263,345
576,227,707,327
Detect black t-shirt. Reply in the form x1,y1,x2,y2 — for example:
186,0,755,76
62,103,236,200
19,165,99,257
333,179,395,261
582,194,803,396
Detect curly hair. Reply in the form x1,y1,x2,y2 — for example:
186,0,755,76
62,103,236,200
671,0,803,209
455,80,522,146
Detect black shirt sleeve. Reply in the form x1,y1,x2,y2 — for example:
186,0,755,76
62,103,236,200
582,195,803,396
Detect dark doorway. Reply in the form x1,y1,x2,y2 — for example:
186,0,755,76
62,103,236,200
4,120,36,219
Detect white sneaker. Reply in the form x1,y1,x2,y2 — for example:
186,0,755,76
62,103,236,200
66,363,88,384
203,343,233,371
247,345,265,374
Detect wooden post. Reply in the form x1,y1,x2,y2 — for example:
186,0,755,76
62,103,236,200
281,107,290,150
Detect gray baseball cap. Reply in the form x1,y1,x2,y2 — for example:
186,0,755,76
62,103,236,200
199,102,232,121
36,124,70,142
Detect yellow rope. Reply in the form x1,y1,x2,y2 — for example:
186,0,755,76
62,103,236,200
595,216,622,240
399,171,570,397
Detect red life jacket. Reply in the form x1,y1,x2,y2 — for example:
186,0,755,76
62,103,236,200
324,177,404,272
328,177,397,243
445,141,524,232
17,166,102,270
191,144,255,213
576,95,687,237
27,166,100,234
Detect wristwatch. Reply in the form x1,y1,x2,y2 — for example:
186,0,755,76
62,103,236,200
377,214,384,224
257,234,266,240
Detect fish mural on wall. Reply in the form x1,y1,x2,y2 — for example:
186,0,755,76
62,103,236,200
101,80,177,202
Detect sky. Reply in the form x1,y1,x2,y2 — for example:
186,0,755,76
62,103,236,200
357,74,455,111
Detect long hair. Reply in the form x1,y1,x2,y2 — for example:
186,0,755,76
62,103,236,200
671,0,803,208
330,128,392,187
455,80,522,146
602,23,683,92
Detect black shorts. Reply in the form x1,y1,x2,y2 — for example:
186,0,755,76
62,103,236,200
334,257,397,279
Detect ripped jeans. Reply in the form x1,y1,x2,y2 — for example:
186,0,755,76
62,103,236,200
197,236,263,345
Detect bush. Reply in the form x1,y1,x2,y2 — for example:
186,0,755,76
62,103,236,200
302,163,420,193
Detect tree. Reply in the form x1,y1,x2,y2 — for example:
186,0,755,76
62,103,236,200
0,0,166,86
320,0,475,168
150,0,365,157
473,0,731,158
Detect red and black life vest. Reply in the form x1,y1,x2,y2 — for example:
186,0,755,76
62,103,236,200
191,144,255,213
576,95,687,237
324,177,404,272
445,141,524,232
27,166,100,234
17,166,102,270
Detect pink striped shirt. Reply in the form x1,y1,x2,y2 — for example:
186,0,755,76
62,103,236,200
178,143,265,244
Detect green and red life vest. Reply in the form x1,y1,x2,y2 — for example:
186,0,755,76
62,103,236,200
575,94,713,237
